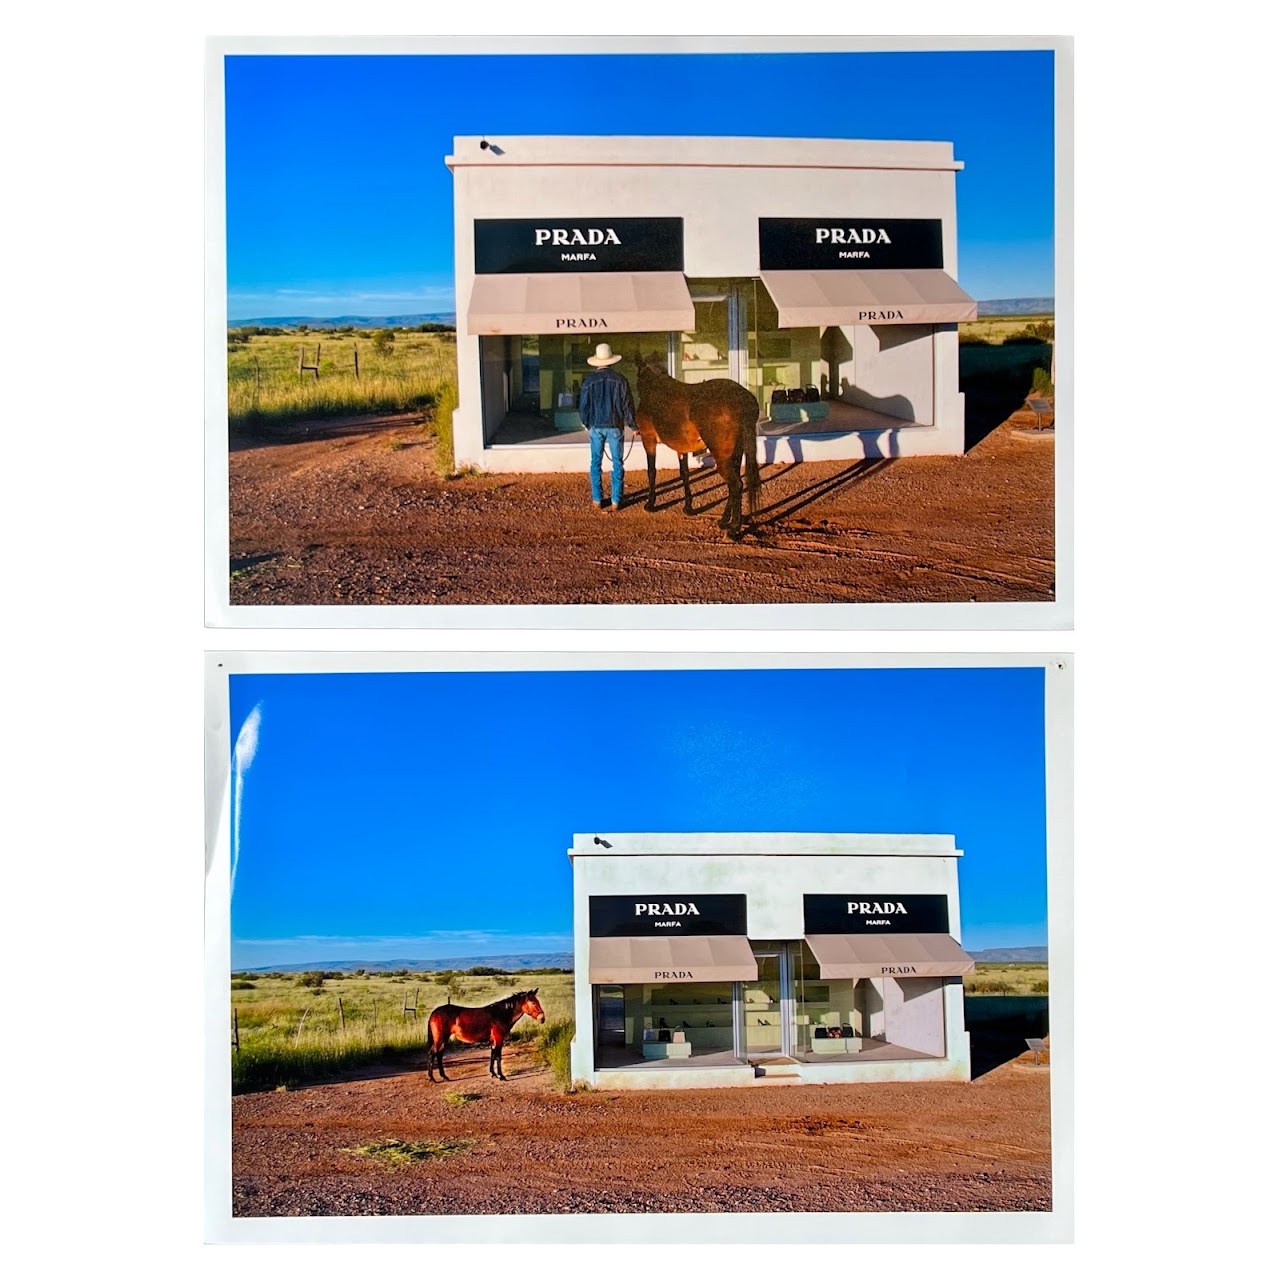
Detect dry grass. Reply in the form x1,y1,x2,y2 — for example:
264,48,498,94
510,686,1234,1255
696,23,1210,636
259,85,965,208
227,329,457,434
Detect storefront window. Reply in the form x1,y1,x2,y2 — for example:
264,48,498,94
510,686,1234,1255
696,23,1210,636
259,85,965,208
534,332,672,416
680,294,731,383
750,281,826,414
598,981,736,1066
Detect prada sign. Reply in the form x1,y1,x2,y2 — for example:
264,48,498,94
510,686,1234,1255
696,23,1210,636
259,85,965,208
759,218,944,271
804,893,950,934
589,893,747,938
474,217,684,274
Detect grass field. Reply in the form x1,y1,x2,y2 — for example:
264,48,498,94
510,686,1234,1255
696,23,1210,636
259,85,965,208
230,969,573,1094
226,329,458,436
959,315,1054,345
963,962,1049,995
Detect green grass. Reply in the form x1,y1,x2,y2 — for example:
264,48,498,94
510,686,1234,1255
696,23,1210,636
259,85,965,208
441,1090,482,1107
533,1018,576,1092
226,329,458,440
230,971,574,1094
342,1138,476,1165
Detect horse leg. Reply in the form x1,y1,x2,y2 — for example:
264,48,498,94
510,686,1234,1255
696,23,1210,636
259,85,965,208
491,1033,507,1081
436,1043,450,1082
645,445,658,512
679,453,694,515
716,454,744,533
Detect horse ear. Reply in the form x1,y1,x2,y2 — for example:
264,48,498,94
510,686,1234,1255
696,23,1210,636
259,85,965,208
531,987,538,995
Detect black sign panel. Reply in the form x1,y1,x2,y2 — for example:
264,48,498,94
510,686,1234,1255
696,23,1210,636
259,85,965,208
589,894,747,938
803,893,950,934
474,218,684,274
759,218,944,271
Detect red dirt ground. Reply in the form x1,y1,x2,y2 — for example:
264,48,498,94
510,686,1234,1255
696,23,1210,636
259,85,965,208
227,410,1054,607
231,1042,1052,1217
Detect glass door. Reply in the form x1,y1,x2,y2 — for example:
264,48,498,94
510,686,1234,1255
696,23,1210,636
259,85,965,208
681,283,748,388
742,946,797,1058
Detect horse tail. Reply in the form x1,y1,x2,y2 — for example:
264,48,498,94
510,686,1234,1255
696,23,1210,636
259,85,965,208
742,406,761,516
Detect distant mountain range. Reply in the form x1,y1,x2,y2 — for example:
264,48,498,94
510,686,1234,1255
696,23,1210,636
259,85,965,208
969,947,1047,963
237,951,574,974
976,298,1054,316
236,945,1045,973
228,313,456,330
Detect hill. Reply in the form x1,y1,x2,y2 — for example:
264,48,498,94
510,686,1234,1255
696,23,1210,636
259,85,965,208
969,946,1047,963
976,298,1054,316
228,313,456,330
238,951,573,974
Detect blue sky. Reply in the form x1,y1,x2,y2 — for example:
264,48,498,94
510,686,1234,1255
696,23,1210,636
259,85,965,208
228,666,1048,968
224,50,1055,320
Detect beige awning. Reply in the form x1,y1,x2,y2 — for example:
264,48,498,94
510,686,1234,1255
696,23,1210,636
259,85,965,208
760,269,978,327
805,933,976,980
589,935,758,984
466,271,695,336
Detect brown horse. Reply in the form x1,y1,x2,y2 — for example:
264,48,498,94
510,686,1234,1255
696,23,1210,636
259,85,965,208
634,352,762,535
425,989,546,1083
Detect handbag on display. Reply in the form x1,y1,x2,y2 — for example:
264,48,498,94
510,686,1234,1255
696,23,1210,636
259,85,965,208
803,385,819,402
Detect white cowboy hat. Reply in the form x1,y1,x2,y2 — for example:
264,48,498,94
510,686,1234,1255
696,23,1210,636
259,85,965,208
586,342,622,367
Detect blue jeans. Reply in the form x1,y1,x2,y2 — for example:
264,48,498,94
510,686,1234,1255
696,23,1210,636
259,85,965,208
589,427,624,506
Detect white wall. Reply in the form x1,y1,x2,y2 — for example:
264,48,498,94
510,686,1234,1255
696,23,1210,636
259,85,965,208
840,324,935,426
884,977,948,1056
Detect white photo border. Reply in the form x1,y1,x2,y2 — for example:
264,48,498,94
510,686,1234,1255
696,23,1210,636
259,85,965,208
205,650,1073,1242
205,34,1072,630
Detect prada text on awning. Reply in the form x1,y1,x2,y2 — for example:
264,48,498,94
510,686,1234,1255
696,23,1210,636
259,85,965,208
588,935,759,984
466,271,695,336
760,269,978,328
804,932,976,980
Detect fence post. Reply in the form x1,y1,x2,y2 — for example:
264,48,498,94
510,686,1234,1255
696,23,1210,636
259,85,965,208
337,996,345,1030
353,344,359,380
232,1007,240,1052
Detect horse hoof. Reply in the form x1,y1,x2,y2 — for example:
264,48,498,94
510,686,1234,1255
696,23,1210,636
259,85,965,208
644,502,656,513
682,506,696,517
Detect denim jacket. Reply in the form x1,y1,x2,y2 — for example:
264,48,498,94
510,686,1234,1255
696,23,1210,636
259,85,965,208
578,367,638,431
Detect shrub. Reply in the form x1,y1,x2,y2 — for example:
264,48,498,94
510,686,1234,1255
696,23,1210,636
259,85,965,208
957,331,990,345
1031,366,1054,397
465,966,503,976
534,1019,575,1091
966,978,1014,994
1003,334,1047,346
372,328,396,352
295,971,326,989
430,380,459,477
230,980,256,991
1032,980,1050,994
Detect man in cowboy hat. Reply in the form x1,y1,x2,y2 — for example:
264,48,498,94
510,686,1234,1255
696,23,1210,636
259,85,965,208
577,342,638,511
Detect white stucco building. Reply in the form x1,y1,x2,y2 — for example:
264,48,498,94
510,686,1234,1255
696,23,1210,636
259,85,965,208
445,136,976,474
568,832,975,1091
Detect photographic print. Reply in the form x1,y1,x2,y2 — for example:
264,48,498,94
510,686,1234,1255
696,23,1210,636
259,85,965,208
211,38,1066,621
206,654,1070,1241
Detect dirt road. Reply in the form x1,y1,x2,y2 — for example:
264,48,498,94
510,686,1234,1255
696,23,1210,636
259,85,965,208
227,411,1055,607
231,1043,1052,1217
